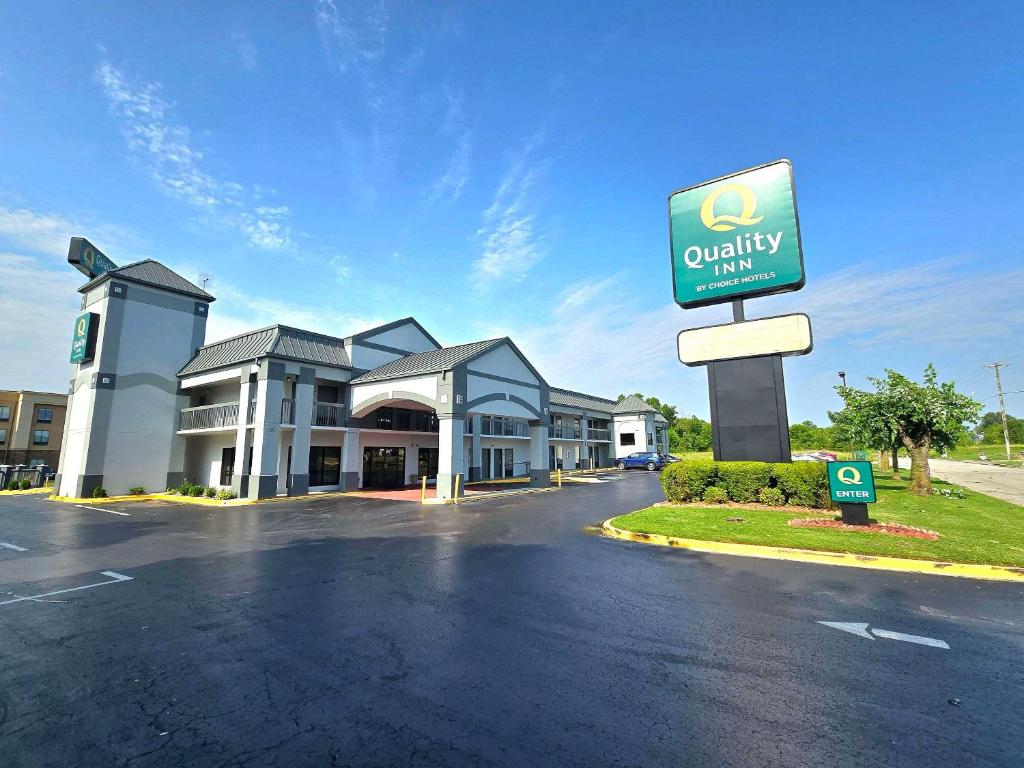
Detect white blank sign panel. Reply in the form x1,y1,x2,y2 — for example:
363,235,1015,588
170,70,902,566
677,313,812,366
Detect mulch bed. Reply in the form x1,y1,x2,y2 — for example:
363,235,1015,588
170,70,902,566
788,518,939,540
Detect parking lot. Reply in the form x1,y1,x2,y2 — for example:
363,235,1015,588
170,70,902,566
1,472,1022,767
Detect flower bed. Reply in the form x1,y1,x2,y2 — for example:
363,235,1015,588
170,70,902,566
787,518,939,540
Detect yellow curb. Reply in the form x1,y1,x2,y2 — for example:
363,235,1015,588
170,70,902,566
0,487,53,496
49,493,254,507
601,519,1024,582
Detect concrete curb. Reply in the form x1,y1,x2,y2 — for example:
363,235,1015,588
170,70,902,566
0,487,53,496
601,518,1024,582
49,493,253,507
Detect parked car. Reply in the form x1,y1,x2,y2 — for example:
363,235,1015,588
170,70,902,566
792,451,837,462
661,453,682,463
616,452,666,471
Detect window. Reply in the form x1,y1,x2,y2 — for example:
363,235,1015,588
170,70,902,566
417,447,439,478
33,430,50,445
220,447,236,486
619,433,635,446
36,407,54,423
309,446,341,486
0,428,6,444
29,458,45,467
647,433,654,447
317,385,340,404
0,405,9,421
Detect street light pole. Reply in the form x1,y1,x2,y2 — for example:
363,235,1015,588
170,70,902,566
838,371,847,388
983,362,1012,461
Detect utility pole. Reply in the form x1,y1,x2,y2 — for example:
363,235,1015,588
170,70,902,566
983,362,1012,461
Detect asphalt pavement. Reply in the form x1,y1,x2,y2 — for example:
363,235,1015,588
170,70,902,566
0,473,1021,767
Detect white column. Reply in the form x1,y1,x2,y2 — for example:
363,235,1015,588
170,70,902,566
231,371,252,497
288,369,315,496
340,428,360,490
248,366,284,499
529,422,550,487
436,415,465,499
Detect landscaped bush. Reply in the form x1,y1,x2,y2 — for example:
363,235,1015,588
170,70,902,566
187,485,205,497
128,486,146,496
215,489,237,500
702,486,729,504
771,462,830,508
6,480,19,491
757,486,786,506
660,460,718,502
91,486,108,498
19,478,32,490
661,458,833,509
204,487,216,498
165,487,179,495
717,461,773,503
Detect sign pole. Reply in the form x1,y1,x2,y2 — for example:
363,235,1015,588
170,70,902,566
731,299,745,323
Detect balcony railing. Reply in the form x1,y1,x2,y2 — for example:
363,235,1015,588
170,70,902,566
481,418,530,438
281,398,295,425
548,424,582,440
587,428,611,441
312,401,345,427
179,403,239,431
246,399,257,424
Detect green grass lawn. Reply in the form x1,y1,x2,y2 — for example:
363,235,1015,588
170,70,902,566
934,443,1024,463
612,477,1024,567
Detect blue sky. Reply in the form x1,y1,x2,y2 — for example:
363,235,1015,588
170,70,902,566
1,1,1022,423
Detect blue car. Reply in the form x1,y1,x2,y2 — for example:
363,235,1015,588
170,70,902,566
615,452,666,471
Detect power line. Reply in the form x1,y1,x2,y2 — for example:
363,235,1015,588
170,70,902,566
982,362,1013,461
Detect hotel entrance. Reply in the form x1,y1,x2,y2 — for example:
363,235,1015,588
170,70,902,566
362,447,406,489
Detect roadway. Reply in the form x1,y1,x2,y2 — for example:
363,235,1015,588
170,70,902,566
930,457,1024,506
0,473,1021,767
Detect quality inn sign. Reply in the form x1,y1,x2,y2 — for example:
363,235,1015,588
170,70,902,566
668,160,805,308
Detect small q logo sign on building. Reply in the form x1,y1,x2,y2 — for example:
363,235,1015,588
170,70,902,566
699,183,764,232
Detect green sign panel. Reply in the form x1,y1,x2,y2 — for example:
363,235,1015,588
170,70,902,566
67,237,117,280
853,449,869,461
668,160,804,308
827,460,877,504
70,312,99,364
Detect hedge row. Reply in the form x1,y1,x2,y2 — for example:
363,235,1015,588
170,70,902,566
660,460,835,509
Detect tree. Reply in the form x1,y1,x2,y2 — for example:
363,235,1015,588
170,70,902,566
670,416,713,452
830,393,905,479
980,413,1024,445
833,365,981,495
789,420,838,451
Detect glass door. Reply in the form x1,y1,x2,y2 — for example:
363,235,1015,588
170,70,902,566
362,447,407,488
417,447,439,479
493,448,503,478
481,448,491,480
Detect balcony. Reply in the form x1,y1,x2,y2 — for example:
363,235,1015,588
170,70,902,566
312,401,345,428
587,428,611,441
548,424,581,440
179,403,239,431
481,418,530,438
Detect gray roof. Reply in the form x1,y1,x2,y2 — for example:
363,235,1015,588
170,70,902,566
80,259,214,301
347,317,441,349
549,387,617,414
612,394,658,414
179,325,350,376
351,338,505,384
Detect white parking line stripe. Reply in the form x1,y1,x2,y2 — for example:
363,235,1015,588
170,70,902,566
0,542,28,552
74,504,130,516
0,571,134,606
871,628,950,649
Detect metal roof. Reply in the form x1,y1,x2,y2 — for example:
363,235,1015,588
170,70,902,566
350,338,505,384
179,325,350,377
347,316,442,349
549,387,617,413
80,259,214,301
611,394,658,414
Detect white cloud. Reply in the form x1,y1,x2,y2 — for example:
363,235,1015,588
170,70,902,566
314,0,389,73
0,207,133,259
0,252,86,392
94,60,292,250
553,275,618,316
229,31,258,71
472,139,548,288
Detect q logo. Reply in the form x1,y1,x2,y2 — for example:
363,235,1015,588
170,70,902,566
836,466,861,485
76,317,87,337
700,183,764,232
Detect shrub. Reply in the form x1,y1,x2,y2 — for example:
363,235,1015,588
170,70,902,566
661,460,718,502
187,485,205,497
6,480,19,491
758,486,786,506
204,487,216,498
128,486,146,496
20,478,33,490
91,486,108,498
165,487,179,495
702,486,729,504
717,461,773,503
772,462,828,507
215,489,237,500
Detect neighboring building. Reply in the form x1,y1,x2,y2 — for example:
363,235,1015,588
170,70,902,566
56,259,671,500
0,390,68,468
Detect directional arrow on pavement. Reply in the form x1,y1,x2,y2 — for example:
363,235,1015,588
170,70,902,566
817,621,949,649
